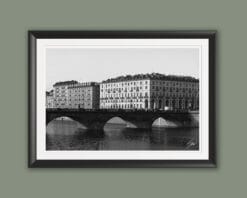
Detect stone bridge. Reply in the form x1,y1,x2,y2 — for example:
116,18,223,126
46,109,199,130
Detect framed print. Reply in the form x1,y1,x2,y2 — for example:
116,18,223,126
29,31,216,168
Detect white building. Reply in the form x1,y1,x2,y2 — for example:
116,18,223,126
100,73,199,110
100,76,150,109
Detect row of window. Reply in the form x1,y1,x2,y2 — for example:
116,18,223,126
101,81,197,88
69,90,92,93
100,101,198,110
101,81,148,87
101,86,198,93
101,86,148,92
68,98,91,100
101,99,145,103
150,81,197,87
102,92,197,98
101,103,144,109
102,92,148,97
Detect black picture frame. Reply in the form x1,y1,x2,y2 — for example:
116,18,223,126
29,31,216,168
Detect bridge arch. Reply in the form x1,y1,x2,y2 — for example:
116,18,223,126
104,116,127,128
46,116,89,136
46,115,88,129
152,117,180,128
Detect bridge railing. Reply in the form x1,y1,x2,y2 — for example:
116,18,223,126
46,108,192,113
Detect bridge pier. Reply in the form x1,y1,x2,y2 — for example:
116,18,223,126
86,122,105,131
126,121,152,129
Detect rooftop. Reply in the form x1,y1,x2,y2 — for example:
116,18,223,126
46,90,54,96
68,82,99,89
53,80,78,87
102,73,199,83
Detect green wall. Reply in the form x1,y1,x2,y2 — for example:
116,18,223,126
0,0,246,197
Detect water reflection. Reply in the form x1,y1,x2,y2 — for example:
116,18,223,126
46,120,199,150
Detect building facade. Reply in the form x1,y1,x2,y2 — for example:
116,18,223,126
52,80,100,109
100,73,199,110
46,90,54,108
100,76,150,109
68,82,100,109
53,80,78,108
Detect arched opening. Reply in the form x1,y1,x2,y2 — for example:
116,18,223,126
104,116,126,129
145,99,148,109
185,100,188,109
196,98,199,110
46,116,95,151
188,100,192,110
46,116,87,135
179,99,182,109
151,99,154,109
152,117,179,128
158,99,162,109
191,99,195,110
104,116,127,135
172,99,176,109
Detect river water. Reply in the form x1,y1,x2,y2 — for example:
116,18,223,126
46,120,199,150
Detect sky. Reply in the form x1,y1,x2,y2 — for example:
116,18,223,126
46,48,199,91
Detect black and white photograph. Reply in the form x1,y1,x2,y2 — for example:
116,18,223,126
46,47,200,151
29,31,216,167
